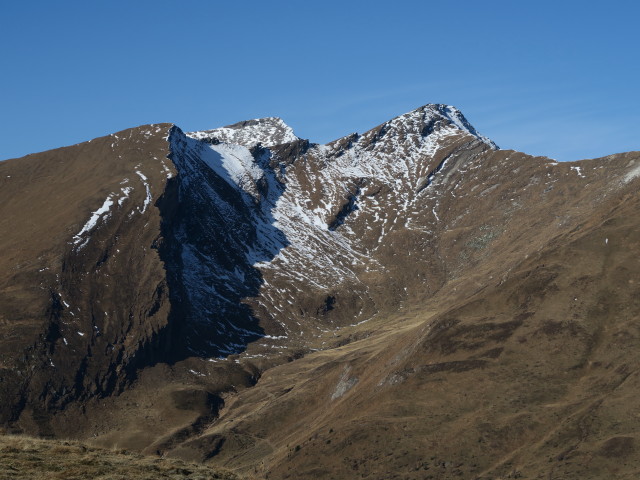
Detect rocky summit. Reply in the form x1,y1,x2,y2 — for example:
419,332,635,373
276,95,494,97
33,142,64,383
1,104,640,479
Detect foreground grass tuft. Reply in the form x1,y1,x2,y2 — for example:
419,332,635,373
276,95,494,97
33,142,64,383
0,434,240,480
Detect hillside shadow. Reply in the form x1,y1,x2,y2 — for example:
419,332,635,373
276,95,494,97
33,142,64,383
155,128,291,362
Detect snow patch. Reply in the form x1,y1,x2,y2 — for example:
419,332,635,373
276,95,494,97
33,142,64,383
570,166,585,178
623,162,640,183
331,366,358,400
201,143,264,193
135,170,152,212
72,195,115,247
118,186,133,206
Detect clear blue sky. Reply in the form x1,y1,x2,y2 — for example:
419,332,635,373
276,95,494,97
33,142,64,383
1,1,638,162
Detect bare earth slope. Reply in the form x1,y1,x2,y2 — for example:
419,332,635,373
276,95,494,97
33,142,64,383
1,105,640,479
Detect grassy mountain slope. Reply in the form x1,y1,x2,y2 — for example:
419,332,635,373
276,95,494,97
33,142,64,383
0,433,239,480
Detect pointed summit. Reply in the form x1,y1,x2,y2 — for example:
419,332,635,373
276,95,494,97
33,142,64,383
188,117,299,148
326,103,497,160
371,103,498,149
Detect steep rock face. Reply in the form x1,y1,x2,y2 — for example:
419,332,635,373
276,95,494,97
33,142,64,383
162,126,288,356
0,125,177,430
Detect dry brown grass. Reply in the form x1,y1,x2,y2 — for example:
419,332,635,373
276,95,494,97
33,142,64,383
0,434,240,480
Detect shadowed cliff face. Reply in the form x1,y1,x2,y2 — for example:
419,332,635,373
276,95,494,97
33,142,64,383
159,126,290,358
2,105,640,479
0,123,292,430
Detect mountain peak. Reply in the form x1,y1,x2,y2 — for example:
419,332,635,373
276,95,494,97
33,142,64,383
323,103,498,159
387,104,498,149
187,116,299,147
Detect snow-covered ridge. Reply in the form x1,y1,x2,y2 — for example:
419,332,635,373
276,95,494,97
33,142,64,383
353,104,498,150
159,104,503,355
178,104,497,278
187,117,299,148
187,104,495,152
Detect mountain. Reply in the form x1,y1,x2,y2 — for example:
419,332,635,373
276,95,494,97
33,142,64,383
1,104,640,479
187,116,300,147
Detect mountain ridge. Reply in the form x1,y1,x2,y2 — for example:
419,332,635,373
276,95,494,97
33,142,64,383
185,103,499,151
1,104,640,479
